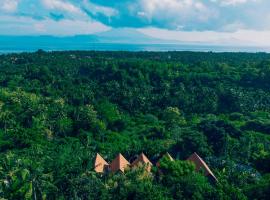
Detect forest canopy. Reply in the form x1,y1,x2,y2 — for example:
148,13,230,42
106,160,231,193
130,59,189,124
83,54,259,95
0,51,270,199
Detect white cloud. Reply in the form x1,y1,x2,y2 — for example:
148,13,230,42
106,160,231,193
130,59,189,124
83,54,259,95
136,0,217,29
222,0,248,5
212,0,258,6
0,15,109,35
138,27,270,46
0,0,20,12
42,0,82,15
139,0,201,19
82,0,118,17
1,0,269,35
34,18,109,35
221,22,246,31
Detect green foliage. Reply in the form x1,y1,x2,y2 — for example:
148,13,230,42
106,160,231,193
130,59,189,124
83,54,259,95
75,104,106,135
97,100,121,124
0,152,57,200
162,107,187,128
158,156,195,181
157,156,216,200
0,51,270,199
244,174,270,200
171,129,211,159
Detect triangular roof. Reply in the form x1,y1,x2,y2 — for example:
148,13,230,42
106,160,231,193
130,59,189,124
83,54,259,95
110,153,130,173
94,153,109,173
187,152,218,182
131,153,153,172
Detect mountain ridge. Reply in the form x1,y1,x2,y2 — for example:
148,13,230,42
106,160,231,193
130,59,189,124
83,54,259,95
0,28,178,45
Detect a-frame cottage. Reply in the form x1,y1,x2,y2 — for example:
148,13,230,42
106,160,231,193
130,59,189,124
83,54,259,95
131,153,153,172
94,153,109,173
110,153,130,173
93,152,218,183
187,152,218,182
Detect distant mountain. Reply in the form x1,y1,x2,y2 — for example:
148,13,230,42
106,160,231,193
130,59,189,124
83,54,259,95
0,29,262,52
97,28,177,44
98,28,152,43
0,28,179,48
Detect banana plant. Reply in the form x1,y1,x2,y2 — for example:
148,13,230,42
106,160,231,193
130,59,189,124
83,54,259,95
0,152,57,200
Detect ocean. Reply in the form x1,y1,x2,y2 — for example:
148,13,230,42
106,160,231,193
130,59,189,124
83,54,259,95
1,43,270,53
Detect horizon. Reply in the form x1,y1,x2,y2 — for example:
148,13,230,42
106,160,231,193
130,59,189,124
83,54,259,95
1,0,270,47
1,1,270,199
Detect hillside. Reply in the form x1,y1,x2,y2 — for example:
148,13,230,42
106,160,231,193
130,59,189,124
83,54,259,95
0,51,270,199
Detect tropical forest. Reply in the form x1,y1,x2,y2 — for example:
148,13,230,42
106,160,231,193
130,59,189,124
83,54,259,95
0,50,270,200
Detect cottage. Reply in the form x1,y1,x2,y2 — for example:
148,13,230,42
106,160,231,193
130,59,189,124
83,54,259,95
187,152,218,182
93,152,218,183
110,153,130,173
131,153,153,172
94,153,109,173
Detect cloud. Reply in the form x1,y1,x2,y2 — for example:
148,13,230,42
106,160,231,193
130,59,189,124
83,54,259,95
40,0,118,22
220,0,248,5
138,27,270,46
0,14,109,35
81,0,268,31
135,0,214,29
82,0,118,17
214,0,257,6
42,0,83,15
0,0,270,34
0,0,20,13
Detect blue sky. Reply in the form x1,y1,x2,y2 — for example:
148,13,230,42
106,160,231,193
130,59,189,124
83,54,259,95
1,0,270,45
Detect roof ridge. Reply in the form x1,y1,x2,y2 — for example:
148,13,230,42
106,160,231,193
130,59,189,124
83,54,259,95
187,152,218,182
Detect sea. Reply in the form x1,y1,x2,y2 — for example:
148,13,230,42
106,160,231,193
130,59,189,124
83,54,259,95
1,43,270,54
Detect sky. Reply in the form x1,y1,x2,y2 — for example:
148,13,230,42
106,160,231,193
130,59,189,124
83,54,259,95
0,0,270,45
